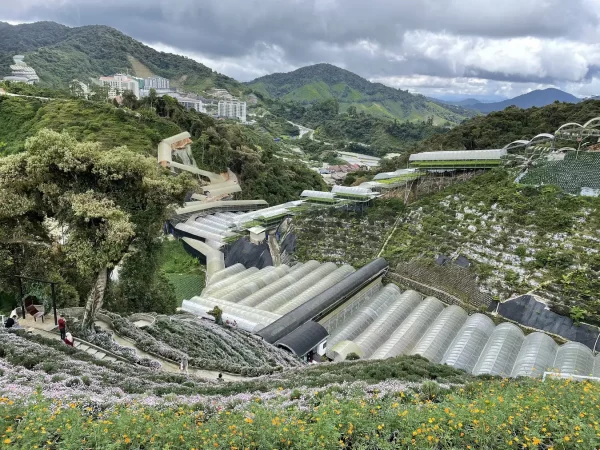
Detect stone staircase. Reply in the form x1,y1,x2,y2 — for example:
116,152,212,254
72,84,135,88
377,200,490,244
72,340,118,362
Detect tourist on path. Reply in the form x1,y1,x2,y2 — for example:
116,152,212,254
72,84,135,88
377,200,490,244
180,356,188,373
58,315,66,340
64,332,74,347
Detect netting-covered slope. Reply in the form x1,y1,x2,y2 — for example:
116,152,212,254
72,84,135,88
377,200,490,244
520,152,600,194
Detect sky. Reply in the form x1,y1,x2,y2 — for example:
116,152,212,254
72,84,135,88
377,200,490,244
3,0,600,100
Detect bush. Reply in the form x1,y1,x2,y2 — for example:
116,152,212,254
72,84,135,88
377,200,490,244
345,352,360,361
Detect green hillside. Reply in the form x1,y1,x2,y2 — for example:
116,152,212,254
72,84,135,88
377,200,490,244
0,22,242,95
247,63,476,124
418,99,600,150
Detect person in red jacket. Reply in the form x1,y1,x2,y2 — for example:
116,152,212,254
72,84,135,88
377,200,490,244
64,332,74,347
58,315,66,340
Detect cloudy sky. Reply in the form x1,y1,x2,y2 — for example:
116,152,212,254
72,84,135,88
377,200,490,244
3,0,600,100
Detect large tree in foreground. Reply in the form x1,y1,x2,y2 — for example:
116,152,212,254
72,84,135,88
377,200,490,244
0,129,193,330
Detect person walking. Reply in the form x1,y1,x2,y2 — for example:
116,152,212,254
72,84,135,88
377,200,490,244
180,356,188,374
64,332,74,347
58,315,66,340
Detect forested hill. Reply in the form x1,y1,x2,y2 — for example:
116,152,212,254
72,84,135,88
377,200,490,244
247,63,476,124
417,99,600,151
0,21,242,95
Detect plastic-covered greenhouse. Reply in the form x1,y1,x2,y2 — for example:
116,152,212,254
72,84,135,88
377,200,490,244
440,314,496,372
553,342,595,376
370,297,445,359
472,323,525,377
409,305,468,364
511,332,558,378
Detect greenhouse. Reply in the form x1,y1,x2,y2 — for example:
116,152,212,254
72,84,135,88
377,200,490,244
331,185,379,200
300,190,338,204
408,149,507,170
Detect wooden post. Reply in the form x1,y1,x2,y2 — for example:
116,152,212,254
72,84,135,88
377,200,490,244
18,277,25,319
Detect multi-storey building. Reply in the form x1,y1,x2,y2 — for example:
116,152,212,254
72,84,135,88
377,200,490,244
144,76,170,90
98,74,140,99
217,100,247,122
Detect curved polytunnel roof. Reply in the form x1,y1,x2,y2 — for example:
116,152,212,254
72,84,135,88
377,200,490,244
553,342,595,377
275,265,355,315
238,261,321,307
410,305,467,364
195,217,230,231
209,267,273,299
441,313,495,373
472,323,525,377
300,190,335,200
329,340,365,361
276,321,328,357
326,284,401,357
255,263,337,312
186,220,233,237
511,332,558,378
373,169,418,180
204,267,259,295
185,295,281,327
352,290,422,358
371,297,445,359
221,265,291,303
181,301,266,333
257,258,388,344
208,263,245,286
175,223,227,245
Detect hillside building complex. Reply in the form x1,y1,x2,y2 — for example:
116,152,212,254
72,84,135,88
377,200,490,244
3,55,39,84
218,100,247,122
98,74,140,99
145,76,170,90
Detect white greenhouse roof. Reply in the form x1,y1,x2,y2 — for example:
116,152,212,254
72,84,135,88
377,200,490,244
332,185,373,195
300,190,336,199
409,149,507,161
373,169,419,180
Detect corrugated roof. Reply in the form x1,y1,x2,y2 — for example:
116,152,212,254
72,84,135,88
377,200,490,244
331,185,374,196
409,149,507,161
300,190,335,199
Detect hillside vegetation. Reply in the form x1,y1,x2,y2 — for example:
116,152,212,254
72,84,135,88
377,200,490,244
1,328,598,449
419,99,600,151
248,63,475,124
0,22,241,95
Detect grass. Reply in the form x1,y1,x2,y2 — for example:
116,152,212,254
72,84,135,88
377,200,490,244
159,239,205,303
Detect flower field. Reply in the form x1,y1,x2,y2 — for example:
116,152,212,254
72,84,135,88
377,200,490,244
2,376,600,449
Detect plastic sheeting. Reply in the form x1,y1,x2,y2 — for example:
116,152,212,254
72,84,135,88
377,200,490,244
594,354,600,378
352,290,422,358
327,284,401,357
442,314,495,373
209,267,273,299
274,265,355,315
410,305,468,364
238,262,321,307
184,295,281,329
255,263,338,312
208,263,245,286
371,297,445,359
203,268,259,295
472,323,525,377
552,342,595,376
511,332,558,378
221,265,291,303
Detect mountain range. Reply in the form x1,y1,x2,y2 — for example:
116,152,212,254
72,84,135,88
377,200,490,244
247,63,476,124
465,88,581,113
0,21,583,124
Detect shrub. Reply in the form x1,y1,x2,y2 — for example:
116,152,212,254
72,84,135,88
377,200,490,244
345,352,360,361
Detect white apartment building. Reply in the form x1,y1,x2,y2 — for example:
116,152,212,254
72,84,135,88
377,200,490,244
176,95,205,113
145,76,170,90
217,100,247,122
98,74,140,99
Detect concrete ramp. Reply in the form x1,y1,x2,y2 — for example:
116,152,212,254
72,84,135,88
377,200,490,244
182,237,225,281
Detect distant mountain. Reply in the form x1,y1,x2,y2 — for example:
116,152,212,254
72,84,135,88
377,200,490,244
0,21,242,95
469,88,581,113
246,63,476,124
454,98,483,107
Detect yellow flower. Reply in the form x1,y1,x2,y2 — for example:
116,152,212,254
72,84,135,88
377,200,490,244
244,418,253,424
564,436,570,442
3,438,11,444
532,437,541,445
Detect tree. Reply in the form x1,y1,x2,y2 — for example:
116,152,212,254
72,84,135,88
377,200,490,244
0,129,193,330
207,305,223,325
121,90,138,109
